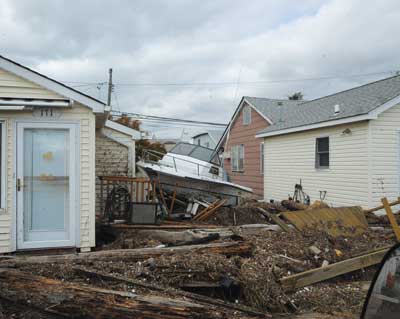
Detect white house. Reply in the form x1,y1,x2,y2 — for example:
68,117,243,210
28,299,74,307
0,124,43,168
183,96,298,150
0,55,108,253
192,129,225,149
256,75,400,209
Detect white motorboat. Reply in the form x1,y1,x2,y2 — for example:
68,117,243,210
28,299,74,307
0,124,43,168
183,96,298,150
137,143,253,206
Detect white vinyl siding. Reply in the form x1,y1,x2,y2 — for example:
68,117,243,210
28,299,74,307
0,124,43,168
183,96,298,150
368,102,400,209
231,144,244,172
243,105,251,125
263,122,369,207
0,68,64,100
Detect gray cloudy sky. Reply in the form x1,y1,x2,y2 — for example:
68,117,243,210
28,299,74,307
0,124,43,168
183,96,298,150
1,0,400,137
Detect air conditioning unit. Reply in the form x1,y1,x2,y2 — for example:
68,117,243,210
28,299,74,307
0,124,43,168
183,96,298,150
223,151,231,159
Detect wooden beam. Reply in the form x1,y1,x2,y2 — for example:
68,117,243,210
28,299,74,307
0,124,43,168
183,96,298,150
280,246,390,291
382,197,400,241
257,208,291,232
196,199,227,221
364,199,400,214
0,241,253,267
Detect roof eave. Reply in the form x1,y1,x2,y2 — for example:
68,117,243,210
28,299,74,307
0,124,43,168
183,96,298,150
255,114,373,138
0,55,106,113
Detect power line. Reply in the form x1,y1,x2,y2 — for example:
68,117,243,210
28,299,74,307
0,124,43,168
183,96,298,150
110,110,227,127
62,70,397,88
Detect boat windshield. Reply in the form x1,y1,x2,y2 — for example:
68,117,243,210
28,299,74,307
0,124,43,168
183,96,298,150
170,143,220,165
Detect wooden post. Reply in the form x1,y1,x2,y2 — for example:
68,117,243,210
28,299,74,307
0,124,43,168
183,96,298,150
382,197,400,241
100,177,104,218
169,190,177,214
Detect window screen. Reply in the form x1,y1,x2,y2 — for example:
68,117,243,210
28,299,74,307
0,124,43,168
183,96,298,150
316,137,329,168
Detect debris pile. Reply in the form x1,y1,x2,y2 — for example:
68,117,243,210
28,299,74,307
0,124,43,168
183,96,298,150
1,197,399,318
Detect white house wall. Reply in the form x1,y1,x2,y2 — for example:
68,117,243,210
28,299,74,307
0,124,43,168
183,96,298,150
0,68,64,100
0,104,96,253
369,102,400,208
263,121,370,207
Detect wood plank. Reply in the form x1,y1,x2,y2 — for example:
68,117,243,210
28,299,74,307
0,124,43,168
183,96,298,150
197,199,227,221
382,197,400,241
364,199,400,214
282,206,368,237
280,246,390,291
258,208,291,232
0,241,253,266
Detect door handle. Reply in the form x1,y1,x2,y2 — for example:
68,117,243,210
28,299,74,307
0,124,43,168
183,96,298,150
17,178,22,191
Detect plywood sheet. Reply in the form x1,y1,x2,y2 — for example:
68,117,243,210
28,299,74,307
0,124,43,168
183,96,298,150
282,206,368,237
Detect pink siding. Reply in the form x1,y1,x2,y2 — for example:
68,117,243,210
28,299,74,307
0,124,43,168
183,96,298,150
224,103,269,197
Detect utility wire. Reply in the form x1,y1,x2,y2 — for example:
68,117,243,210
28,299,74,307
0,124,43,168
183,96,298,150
111,110,227,127
62,70,396,88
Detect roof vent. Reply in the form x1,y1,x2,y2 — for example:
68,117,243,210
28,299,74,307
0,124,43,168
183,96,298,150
277,101,283,106
334,104,340,115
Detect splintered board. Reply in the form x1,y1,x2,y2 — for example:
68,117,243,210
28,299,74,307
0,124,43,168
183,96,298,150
282,206,368,237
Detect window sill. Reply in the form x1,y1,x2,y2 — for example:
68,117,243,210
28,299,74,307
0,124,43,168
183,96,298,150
315,167,330,171
232,170,245,173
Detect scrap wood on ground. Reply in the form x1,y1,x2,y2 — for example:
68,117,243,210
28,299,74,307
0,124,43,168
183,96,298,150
1,198,399,318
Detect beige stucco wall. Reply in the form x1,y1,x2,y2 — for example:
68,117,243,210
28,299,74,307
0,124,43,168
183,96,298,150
0,68,96,253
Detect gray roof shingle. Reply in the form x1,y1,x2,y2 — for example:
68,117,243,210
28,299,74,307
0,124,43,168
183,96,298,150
256,74,400,136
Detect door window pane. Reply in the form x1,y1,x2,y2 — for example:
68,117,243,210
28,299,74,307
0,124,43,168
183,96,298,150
24,129,69,234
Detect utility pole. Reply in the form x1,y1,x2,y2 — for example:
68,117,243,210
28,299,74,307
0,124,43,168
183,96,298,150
107,68,113,107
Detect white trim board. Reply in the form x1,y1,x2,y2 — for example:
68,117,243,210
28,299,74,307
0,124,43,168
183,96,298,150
0,121,5,209
105,120,140,139
0,55,106,113
216,97,272,150
15,121,79,250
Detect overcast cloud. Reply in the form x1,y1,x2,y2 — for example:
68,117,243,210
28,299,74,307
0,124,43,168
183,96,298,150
1,0,400,137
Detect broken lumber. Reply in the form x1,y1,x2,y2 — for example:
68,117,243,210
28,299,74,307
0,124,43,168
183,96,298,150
282,206,368,237
0,268,243,319
382,197,400,241
73,267,269,318
280,246,390,291
0,241,253,266
364,198,400,214
281,200,307,211
196,199,227,221
257,208,291,232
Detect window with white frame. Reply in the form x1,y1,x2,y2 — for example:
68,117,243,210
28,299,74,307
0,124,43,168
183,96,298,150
231,144,244,172
260,142,264,174
243,105,251,125
315,137,329,169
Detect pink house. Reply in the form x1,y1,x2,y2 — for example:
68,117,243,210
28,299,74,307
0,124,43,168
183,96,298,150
217,97,301,197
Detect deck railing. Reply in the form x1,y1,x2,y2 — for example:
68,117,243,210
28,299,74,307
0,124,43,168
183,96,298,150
98,176,157,222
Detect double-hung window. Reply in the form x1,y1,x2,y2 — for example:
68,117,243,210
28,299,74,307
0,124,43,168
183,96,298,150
231,144,244,172
315,137,329,169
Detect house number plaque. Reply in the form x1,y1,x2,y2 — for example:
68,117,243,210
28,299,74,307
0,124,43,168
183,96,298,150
33,107,63,119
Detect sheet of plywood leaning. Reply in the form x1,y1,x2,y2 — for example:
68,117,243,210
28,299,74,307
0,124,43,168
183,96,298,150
282,206,368,237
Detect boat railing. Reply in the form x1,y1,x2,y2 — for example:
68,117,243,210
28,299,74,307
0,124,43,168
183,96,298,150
142,149,219,177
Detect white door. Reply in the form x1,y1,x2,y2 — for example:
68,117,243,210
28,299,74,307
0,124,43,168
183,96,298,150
16,122,77,249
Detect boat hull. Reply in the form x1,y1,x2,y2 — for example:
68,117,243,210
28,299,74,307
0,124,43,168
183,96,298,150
142,166,253,206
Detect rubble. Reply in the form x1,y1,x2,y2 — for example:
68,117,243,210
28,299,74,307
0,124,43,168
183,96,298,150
1,197,398,318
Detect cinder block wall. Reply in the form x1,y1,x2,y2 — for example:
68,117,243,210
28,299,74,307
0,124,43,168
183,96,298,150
95,132,129,216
